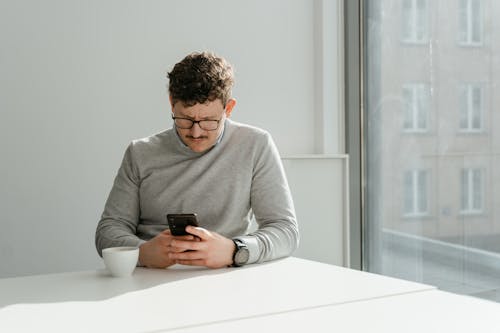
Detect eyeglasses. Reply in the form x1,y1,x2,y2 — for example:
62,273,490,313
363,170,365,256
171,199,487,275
171,115,223,131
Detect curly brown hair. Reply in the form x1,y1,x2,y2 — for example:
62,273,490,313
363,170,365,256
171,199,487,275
167,51,234,107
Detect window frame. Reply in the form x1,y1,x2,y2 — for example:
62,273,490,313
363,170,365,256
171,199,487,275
460,167,484,215
402,83,430,133
458,83,484,133
401,0,429,44
457,0,483,47
403,169,430,218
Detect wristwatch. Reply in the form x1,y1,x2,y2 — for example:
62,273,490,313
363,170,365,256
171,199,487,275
232,239,249,267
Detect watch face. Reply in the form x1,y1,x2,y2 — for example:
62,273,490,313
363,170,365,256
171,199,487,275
235,248,250,265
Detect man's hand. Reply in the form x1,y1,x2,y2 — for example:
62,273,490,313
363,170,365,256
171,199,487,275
139,230,196,268
168,226,236,269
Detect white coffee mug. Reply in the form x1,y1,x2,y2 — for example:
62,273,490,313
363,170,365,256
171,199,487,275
102,246,139,277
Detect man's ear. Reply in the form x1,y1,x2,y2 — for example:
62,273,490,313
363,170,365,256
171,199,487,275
169,95,174,108
225,99,237,117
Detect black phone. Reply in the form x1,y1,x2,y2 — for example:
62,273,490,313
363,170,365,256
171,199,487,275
166,213,199,236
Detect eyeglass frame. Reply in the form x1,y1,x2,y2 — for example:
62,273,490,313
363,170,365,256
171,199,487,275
171,113,225,131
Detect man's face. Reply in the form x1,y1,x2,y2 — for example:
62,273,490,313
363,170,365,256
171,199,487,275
171,98,235,153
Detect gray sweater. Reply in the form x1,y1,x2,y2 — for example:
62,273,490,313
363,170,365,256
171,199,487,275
95,119,299,264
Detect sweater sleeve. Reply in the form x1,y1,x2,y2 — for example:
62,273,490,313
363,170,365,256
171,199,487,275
95,143,146,257
238,132,299,264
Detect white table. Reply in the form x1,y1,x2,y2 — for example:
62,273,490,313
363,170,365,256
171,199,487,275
168,290,500,333
0,257,433,332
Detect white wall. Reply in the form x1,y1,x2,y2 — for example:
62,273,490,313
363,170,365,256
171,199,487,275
283,155,349,266
0,0,344,277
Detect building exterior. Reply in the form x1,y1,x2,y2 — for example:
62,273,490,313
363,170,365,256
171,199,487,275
366,0,500,301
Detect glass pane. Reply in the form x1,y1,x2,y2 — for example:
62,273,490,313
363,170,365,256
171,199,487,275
416,0,427,41
458,0,468,42
471,0,481,43
459,85,468,129
473,169,482,210
417,85,428,129
402,87,413,129
401,0,412,41
472,86,482,129
404,171,414,214
461,169,469,210
364,0,500,303
417,170,427,212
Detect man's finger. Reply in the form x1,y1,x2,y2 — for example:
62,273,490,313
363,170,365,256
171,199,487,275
169,250,204,260
171,239,204,251
175,259,205,266
168,245,188,253
185,226,210,239
172,234,196,241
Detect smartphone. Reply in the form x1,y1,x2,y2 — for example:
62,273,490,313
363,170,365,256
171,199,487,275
166,213,199,236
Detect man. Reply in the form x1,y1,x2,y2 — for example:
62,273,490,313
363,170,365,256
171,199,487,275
95,51,299,268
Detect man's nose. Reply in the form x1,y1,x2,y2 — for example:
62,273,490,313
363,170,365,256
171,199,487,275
190,122,203,137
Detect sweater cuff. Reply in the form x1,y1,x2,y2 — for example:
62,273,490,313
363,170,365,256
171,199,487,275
234,235,260,264
136,239,147,267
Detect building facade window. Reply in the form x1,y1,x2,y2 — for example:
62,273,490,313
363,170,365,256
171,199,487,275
403,169,429,216
401,0,429,43
402,83,429,132
460,168,484,214
459,83,483,132
458,0,482,45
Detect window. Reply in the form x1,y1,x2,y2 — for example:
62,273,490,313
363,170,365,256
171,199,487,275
401,0,429,44
459,83,483,132
359,0,500,303
458,0,482,45
403,169,429,216
402,83,429,132
460,168,483,214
